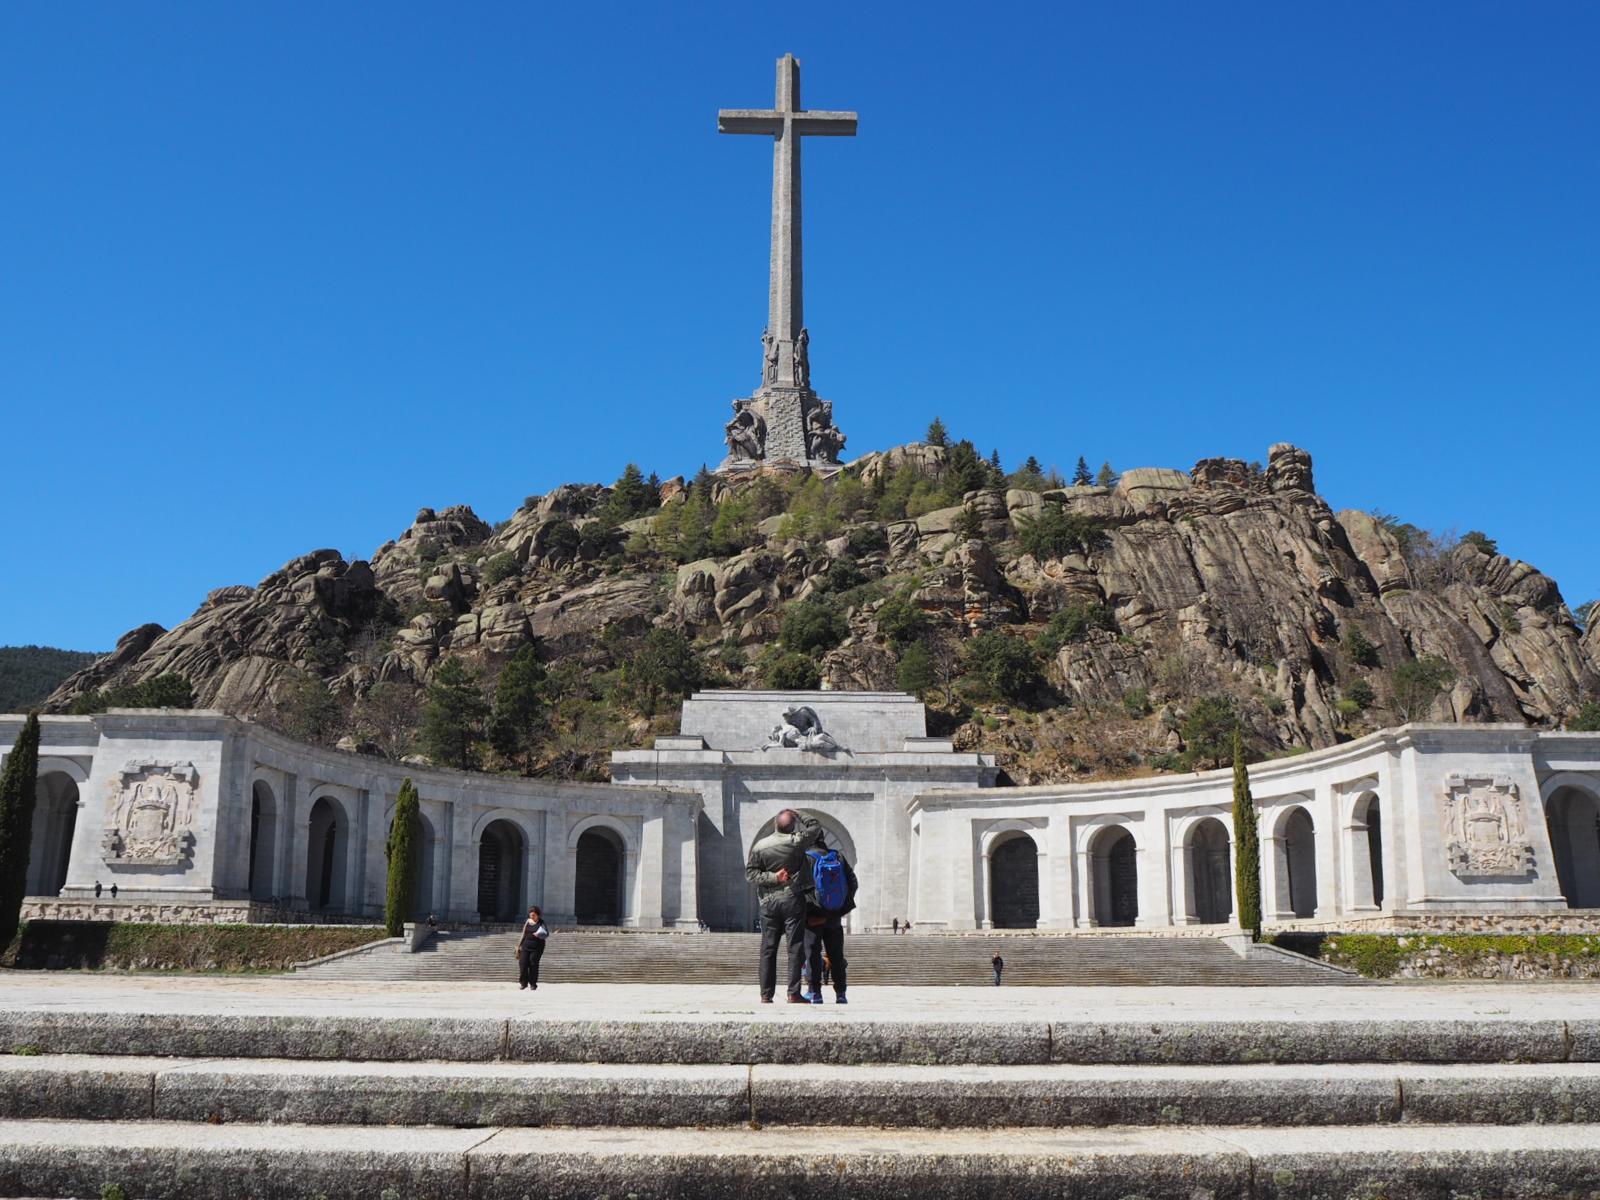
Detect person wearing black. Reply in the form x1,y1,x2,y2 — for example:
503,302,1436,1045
516,906,549,990
802,835,858,1005
745,809,822,1004
992,951,1004,986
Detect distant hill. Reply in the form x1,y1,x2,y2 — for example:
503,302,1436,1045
0,646,102,713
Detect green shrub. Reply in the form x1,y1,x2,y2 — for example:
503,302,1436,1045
847,525,889,557
1569,702,1600,732
1345,679,1376,710
1232,730,1261,940
817,557,868,594
480,551,519,588
384,779,421,937
1180,695,1239,769
1344,627,1379,668
876,594,927,648
780,600,848,654
763,650,821,690
1461,530,1499,555
1335,698,1361,719
1036,602,1115,655
1121,687,1152,718
896,642,937,699
67,672,195,715
962,632,1043,703
1015,507,1106,560
1391,655,1456,721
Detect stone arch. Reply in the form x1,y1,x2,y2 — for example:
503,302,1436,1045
1088,824,1138,928
1544,779,1600,908
1275,805,1318,919
1185,817,1232,925
1352,791,1384,909
248,779,278,903
574,826,626,925
305,794,350,914
987,831,1041,929
478,818,526,923
27,769,80,898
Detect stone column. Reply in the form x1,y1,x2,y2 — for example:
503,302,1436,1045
639,815,665,929
1314,781,1341,919
525,810,547,914
1074,844,1095,928
351,788,371,918
277,773,300,910
543,814,574,927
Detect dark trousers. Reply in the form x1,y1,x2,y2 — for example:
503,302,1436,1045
519,946,544,988
758,894,807,999
805,919,848,995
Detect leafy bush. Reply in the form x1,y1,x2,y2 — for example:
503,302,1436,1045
1036,602,1115,655
1016,507,1106,560
876,593,927,648
763,650,821,690
780,600,848,654
847,525,888,557
1461,530,1499,555
1345,627,1379,668
1345,679,1376,710
1391,655,1456,721
480,551,519,588
67,672,195,715
618,629,703,716
896,641,937,698
1121,687,1152,718
542,519,580,559
1569,702,1600,733
962,632,1043,703
817,557,868,595
1180,695,1239,769
578,518,618,559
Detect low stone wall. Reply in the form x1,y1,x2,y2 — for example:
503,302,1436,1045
5,920,386,972
1268,911,1600,935
22,898,380,927
1273,932,1600,979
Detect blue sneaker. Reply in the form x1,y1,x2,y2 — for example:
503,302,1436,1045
834,993,848,1004
808,992,824,1004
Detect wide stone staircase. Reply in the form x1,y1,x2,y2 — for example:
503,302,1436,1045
3,998,1600,1197
294,928,1356,986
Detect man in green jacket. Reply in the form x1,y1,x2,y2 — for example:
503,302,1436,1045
745,808,821,1003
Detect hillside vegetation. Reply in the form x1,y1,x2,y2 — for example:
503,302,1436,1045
45,436,1600,784
0,647,101,712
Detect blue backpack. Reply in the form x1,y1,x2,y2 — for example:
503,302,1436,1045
807,848,848,912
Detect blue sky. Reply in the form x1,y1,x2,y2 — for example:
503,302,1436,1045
2,2,1596,651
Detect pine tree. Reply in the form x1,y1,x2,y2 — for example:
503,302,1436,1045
609,463,651,519
896,642,937,699
1095,461,1118,488
1231,729,1262,941
691,463,715,501
489,643,547,773
1023,455,1043,477
384,778,421,936
0,713,42,952
1072,456,1093,486
926,417,948,447
420,657,489,771
645,471,662,508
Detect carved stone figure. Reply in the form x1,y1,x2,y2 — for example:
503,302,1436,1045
725,402,765,461
1442,774,1535,878
760,704,841,753
807,401,845,462
103,760,201,866
761,330,778,386
794,327,810,389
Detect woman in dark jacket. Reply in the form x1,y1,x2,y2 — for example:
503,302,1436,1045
516,906,550,990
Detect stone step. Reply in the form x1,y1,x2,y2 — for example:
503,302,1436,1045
3,1119,1599,1199
295,930,1352,986
5,1054,1600,1129
3,1007,1587,1065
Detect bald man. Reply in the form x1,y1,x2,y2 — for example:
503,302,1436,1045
745,808,822,1003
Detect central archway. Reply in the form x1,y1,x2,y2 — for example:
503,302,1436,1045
478,819,526,922
989,834,1040,929
574,827,625,924
745,809,861,931
1188,818,1232,925
1089,826,1138,927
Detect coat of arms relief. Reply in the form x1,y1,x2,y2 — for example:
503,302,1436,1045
103,760,200,866
1442,773,1536,879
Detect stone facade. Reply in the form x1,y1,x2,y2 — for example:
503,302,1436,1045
4,698,1599,933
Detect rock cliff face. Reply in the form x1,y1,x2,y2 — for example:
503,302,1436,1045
48,444,1598,778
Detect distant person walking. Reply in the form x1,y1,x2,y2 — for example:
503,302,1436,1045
516,906,549,990
892,917,900,935
992,951,1004,986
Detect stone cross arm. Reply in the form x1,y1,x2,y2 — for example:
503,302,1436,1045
717,109,858,136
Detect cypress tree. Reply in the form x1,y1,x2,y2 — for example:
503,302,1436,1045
384,778,421,937
1231,729,1262,941
0,713,42,952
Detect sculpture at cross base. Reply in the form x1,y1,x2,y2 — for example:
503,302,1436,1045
716,55,856,470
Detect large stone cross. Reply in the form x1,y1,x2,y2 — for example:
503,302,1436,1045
719,54,857,404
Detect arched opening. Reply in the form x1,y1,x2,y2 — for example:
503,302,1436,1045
27,771,79,897
1282,807,1318,918
574,827,625,925
305,796,349,913
1547,787,1600,908
1090,826,1138,927
248,781,278,903
478,819,526,922
989,834,1040,929
1188,818,1232,925
1360,795,1385,908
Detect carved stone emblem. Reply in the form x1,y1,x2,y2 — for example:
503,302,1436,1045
1442,774,1535,878
103,760,200,866
760,705,841,754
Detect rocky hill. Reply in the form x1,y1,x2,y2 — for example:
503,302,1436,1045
45,442,1599,783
